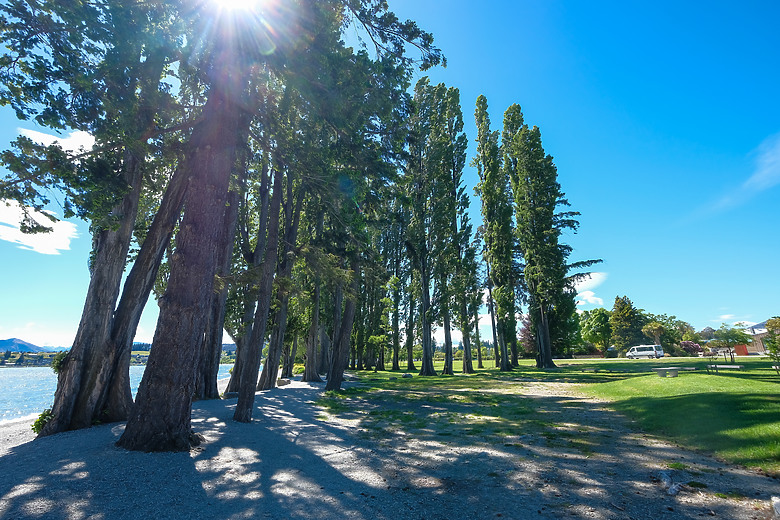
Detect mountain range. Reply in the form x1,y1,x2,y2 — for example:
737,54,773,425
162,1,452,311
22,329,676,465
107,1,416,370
0,338,69,352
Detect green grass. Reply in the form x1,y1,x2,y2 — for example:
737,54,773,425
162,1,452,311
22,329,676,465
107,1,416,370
322,356,780,475
579,363,780,475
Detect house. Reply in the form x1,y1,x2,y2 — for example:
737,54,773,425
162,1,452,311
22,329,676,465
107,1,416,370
744,321,769,354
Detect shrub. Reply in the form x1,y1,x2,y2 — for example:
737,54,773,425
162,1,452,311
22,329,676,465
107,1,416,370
51,351,68,374
31,409,53,434
680,341,702,356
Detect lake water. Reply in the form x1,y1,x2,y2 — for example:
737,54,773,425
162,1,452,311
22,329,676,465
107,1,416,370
0,364,235,425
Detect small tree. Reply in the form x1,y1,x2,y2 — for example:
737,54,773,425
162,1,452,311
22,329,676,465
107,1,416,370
711,323,751,362
581,307,611,351
642,321,665,345
765,317,780,373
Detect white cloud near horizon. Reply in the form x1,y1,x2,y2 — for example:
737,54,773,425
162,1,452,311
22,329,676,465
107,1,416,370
0,200,79,254
18,128,95,154
574,272,608,307
0,322,75,348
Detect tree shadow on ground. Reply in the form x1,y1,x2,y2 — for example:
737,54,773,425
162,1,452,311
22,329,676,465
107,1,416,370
0,379,777,520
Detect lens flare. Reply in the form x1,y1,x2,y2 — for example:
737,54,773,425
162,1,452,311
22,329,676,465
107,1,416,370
213,0,263,11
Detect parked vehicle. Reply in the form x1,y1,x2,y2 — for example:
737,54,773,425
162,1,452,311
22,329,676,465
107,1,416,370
626,345,664,359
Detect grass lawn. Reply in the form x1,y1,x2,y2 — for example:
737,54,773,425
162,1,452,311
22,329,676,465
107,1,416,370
328,357,780,475
577,359,780,476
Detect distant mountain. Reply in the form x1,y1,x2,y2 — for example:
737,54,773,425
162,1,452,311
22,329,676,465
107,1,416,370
0,338,68,352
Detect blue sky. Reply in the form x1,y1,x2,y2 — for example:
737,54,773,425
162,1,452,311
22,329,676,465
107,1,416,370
1,0,779,347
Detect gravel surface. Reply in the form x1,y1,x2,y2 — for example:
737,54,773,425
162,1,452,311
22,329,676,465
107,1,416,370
0,378,776,520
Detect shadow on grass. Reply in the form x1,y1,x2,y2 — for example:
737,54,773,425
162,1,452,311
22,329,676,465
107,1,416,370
3,373,777,520
606,392,780,473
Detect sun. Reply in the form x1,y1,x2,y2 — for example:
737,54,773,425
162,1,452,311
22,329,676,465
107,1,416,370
212,0,264,11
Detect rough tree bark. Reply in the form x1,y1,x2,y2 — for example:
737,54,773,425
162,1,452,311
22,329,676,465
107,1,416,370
257,188,303,390
536,304,557,369
441,300,454,375
39,150,144,436
405,295,416,371
99,162,189,420
460,301,474,374
195,187,240,400
318,326,331,376
418,250,436,376
302,273,323,382
225,165,271,394
472,299,484,369
233,166,283,423
325,266,360,391
117,56,249,451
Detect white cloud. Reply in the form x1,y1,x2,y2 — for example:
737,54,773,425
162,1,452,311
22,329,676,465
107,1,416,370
18,128,95,154
718,314,736,321
0,322,75,348
0,200,79,254
709,132,780,213
574,272,607,307
576,290,604,306
744,133,780,192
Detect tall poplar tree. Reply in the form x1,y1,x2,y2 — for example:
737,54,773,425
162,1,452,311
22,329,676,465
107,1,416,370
472,96,513,371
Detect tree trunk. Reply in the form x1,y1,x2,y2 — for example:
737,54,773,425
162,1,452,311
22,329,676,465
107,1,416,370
318,326,331,375
195,187,240,400
405,294,416,371
285,335,298,378
391,291,401,370
536,305,557,369
441,303,454,375
232,166,283,423
117,62,247,451
325,281,343,375
257,188,302,391
487,282,500,368
325,267,360,391
473,300,484,369
100,160,189,420
39,150,144,437
418,253,436,376
225,165,271,394
302,276,322,382
302,211,323,382
460,301,474,374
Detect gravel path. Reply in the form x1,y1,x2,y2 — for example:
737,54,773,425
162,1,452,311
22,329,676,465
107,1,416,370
0,378,776,519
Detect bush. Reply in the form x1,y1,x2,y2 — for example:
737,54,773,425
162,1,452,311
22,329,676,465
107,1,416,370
680,341,702,356
31,409,53,434
51,351,68,374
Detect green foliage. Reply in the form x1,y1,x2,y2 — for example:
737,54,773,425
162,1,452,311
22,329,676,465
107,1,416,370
31,409,53,434
711,323,751,350
609,296,645,352
641,321,664,345
473,95,515,369
764,317,780,366
50,350,68,374
580,308,612,350
505,115,598,365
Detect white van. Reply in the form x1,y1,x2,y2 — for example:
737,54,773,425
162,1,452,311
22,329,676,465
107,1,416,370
626,345,664,359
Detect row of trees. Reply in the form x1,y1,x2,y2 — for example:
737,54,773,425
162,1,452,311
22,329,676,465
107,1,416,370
0,0,594,451
579,295,762,356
